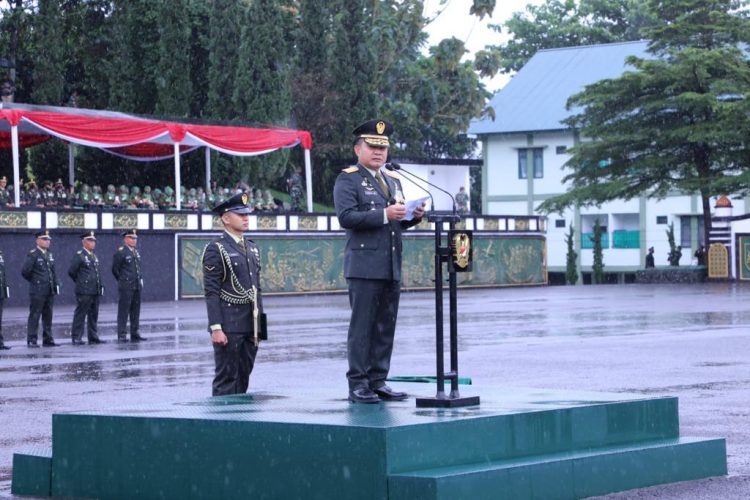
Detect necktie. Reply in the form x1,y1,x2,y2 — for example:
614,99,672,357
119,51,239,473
375,170,390,197
238,239,247,254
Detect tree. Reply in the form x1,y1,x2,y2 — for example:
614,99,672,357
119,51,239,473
476,0,657,77
565,224,578,284
206,0,245,120
591,218,604,284
232,0,294,185
107,0,161,114
538,0,750,251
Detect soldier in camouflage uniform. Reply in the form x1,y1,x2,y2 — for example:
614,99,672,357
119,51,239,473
0,176,13,208
104,185,118,206
287,167,304,212
455,186,469,214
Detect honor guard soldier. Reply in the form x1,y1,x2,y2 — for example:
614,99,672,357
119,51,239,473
0,249,10,349
68,232,106,345
112,229,146,342
333,119,425,403
202,192,266,396
21,230,60,347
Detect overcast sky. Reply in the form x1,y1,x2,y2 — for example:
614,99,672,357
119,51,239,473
423,0,546,92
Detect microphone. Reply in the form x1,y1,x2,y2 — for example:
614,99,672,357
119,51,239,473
385,163,434,211
386,162,456,215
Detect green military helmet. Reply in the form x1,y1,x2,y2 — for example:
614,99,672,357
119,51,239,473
119,184,128,193
131,186,141,195
81,183,90,193
93,185,102,193
180,185,187,194
188,187,196,196
144,186,152,194
164,186,174,195
107,184,116,193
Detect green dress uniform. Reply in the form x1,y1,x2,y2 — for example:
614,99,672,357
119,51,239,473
0,249,10,349
112,230,145,342
203,193,265,396
333,119,423,402
21,232,60,347
68,232,105,344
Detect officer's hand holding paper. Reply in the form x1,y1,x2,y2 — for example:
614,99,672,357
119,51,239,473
402,196,430,221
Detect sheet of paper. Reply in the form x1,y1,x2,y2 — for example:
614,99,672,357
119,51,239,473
402,196,430,221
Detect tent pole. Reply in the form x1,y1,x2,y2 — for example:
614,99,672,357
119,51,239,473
174,143,181,210
11,124,21,207
68,143,75,186
205,147,212,195
304,148,313,212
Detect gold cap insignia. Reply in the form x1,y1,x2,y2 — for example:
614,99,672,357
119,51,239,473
242,193,249,205
376,121,386,135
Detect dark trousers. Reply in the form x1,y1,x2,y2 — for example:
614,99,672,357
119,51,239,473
72,294,100,341
0,298,4,344
27,294,54,343
212,333,258,396
346,278,401,391
117,288,141,337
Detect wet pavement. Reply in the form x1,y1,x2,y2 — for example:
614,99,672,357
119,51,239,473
1,283,749,499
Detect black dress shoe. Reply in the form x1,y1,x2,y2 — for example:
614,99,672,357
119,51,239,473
71,339,86,346
131,334,147,342
117,337,129,343
27,341,39,348
0,344,10,350
348,387,381,404
42,340,59,347
372,385,408,401
88,338,107,344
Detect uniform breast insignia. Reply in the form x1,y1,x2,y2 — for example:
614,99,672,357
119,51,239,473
384,169,401,180
204,265,216,271
343,166,359,173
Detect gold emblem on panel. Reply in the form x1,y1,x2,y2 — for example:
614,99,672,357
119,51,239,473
452,232,471,269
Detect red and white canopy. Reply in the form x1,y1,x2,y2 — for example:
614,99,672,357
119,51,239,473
0,103,314,209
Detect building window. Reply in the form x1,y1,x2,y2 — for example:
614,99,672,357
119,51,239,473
555,219,566,228
656,216,667,225
518,148,543,179
680,216,705,248
556,146,567,154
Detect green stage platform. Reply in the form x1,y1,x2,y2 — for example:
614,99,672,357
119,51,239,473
12,387,726,499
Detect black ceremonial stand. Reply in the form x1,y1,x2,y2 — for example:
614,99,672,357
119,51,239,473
416,212,480,408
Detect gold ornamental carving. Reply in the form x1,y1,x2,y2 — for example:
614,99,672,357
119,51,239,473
298,216,318,230
113,213,138,229
707,243,728,279
257,216,276,230
165,214,188,229
0,211,28,228
57,212,85,228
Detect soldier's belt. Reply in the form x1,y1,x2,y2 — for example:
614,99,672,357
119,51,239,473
220,291,256,305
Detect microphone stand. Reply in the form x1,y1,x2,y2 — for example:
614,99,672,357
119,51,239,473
388,163,479,408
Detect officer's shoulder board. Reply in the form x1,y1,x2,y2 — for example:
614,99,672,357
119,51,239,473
383,169,401,180
118,246,124,251
342,166,359,174
29,248,36,254
77,250,83,255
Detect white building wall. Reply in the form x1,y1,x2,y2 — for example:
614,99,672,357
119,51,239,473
399,162,470,211
482,131,728,273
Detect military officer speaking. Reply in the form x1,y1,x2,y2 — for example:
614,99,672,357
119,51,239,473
0,248,10,349
202,192,266,396
112,229,146,342
68,231,106,345
333,119,425,403
21,230,60,347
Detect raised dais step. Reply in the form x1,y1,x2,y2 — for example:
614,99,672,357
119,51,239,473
388,437,727,500
11,447,53,497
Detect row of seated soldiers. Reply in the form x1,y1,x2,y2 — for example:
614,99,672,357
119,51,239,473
0,178,284,212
